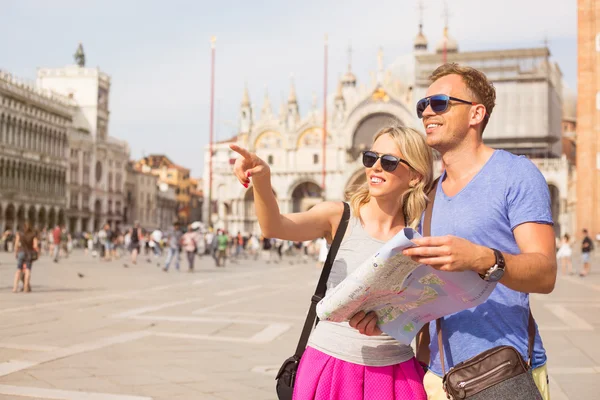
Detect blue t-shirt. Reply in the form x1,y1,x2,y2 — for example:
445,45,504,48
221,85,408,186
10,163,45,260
427,150,553,376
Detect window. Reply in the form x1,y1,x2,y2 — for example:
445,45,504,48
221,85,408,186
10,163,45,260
70,192,78,208
596,33,600,52
313,154,319,164
83,166,90,184
115,173,122,191
70,164,79,183
267,155,274,164
597,92,600,111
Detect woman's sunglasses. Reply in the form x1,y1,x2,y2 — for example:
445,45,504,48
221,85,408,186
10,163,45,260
362,151,411,172
416,94,483,119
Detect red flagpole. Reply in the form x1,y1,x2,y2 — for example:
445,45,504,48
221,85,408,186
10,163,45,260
208,36,216,228
322,34,328,194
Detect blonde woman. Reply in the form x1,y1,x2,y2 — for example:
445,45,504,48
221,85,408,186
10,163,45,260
557,233,573,275
230,125,433,400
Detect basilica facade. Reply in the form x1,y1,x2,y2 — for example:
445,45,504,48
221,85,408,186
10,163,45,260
207,26,574,238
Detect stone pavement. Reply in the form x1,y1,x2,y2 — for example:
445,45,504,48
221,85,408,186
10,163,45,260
0,249,598,400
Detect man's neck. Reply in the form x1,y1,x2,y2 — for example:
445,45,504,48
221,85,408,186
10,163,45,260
441,140,495,184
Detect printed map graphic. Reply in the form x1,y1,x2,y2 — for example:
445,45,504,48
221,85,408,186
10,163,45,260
316,228,496,344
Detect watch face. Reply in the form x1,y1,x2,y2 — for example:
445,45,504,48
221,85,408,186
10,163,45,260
489,268,505,282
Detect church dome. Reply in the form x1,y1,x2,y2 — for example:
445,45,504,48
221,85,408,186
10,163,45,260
341,70,357,86
414,25,428,50
436,30,458,54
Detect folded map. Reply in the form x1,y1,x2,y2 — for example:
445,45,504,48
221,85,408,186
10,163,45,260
316,228,496,344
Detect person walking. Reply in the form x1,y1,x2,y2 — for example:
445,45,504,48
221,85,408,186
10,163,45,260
401,63,555,399
230,124,433,399
13,222,38,293
215,230,228,267
580,228,593,277
130,222,142,265
52,224,61,263
182,225,198,272
556,233,573,275
163,222,182,272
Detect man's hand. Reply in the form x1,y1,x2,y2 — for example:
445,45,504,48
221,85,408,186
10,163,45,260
349,311,382,336
402,235,494,275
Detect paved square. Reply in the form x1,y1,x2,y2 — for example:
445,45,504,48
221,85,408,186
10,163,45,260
0,250,599,399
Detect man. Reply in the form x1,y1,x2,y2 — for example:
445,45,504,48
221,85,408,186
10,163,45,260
163,222,182,272
580,228,593,277
216,229,228,267
52,224,61,262
399,64,555,399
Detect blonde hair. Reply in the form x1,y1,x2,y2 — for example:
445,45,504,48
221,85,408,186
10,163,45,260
348,125,434,229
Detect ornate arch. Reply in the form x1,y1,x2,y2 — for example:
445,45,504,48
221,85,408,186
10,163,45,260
295,127,334,149
290,180,323,212
254,130,283,150
38,207,47,229
342,97,421,151
27,205,36,226
48,207,56,228
5,203,16,229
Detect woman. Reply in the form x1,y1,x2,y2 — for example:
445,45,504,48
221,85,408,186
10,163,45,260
557,233,573,275
182,225,199,272
13,222,39,293
231,125,433,399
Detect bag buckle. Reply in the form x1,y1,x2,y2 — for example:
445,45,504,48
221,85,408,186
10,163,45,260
275,356,299,380
311,295,322,304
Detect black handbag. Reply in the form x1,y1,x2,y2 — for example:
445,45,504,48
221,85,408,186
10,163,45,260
275,202,350,400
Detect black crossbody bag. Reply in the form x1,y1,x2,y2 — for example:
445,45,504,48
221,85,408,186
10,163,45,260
275,202,350,400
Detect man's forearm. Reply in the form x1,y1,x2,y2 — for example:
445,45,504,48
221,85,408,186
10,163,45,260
495,251,556,294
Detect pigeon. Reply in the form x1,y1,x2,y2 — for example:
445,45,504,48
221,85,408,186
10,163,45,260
77,273,85,278
123,264,129,268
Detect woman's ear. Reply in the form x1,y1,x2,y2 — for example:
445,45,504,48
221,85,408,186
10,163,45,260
409,172,422,188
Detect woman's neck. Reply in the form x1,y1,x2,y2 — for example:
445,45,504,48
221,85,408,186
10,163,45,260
360,197,405,237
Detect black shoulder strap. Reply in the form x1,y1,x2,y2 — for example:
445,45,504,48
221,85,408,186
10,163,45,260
293,202,351,358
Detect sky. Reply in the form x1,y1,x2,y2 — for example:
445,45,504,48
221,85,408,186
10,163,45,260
1,0,577,178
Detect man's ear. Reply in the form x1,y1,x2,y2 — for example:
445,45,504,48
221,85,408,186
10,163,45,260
470,104,487,127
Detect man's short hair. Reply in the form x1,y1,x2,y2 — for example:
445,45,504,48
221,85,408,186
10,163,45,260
583,229,588,234
429,63,496,133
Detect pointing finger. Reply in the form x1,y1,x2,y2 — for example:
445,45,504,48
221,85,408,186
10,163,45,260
229,144,252,159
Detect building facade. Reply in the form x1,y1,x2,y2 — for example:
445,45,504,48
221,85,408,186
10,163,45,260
127,164,159,230
204,25,574,237
189,177,204,223
0,70,73,233
37,61,130,233
576,0,600,238
157,183,178,231
134,155,191,223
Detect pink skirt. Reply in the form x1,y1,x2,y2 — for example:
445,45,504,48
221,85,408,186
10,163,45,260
293,346,427,400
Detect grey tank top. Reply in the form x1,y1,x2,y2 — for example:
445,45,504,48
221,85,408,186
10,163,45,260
307,214,415,366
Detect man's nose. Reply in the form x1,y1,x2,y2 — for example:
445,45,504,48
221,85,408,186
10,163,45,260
421,102,435,118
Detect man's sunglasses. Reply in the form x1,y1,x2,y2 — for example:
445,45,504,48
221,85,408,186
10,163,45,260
362,151,411,172
416,94,486,119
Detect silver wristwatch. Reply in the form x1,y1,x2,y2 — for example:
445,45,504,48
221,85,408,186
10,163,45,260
480,248,505,282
